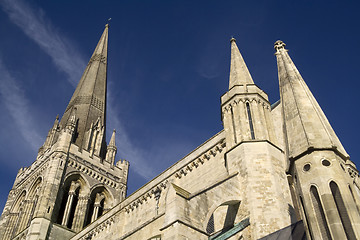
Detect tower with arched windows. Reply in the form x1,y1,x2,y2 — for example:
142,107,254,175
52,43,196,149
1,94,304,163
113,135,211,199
275,40,360,239
0,24,129,240
0,25,359,240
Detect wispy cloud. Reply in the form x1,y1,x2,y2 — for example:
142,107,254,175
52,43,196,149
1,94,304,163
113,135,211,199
107,93,157,180
0,0,156,180
0,0,85,85
0,58,43,151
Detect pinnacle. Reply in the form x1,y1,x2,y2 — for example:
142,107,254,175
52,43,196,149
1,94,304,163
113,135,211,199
228,38,254,89
109,130,116,146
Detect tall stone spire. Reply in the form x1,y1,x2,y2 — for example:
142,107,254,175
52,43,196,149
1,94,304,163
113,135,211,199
60,24,109,155
275,40,348,160
228,38,254,89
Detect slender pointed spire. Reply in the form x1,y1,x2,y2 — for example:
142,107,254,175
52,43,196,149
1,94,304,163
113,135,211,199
109,129,116,146
275,40,348,159
228,37,254,89
105,129,117,165
59,24,109,154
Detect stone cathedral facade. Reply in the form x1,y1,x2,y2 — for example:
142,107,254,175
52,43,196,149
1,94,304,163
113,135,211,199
0,24,359,240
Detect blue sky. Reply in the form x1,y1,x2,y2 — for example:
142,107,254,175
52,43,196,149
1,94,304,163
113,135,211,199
0,0,359,211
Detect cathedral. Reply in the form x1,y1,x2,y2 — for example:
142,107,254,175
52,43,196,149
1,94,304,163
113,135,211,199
0,24,359,240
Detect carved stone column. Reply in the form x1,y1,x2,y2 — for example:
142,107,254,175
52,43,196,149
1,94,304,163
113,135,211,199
61,193,74,226
72,195,89,232
61,181,80,227
90,203,100,223
17,200,31,233
91,193,105,223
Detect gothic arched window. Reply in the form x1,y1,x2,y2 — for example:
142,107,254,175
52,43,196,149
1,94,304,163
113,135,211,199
17,177,42,232
310,185,331,240
56,179,82,229
84,186,113,227
205,201,241,236
246,102,255,139
348,185,360,214
3,191,26,239
330,181,356,240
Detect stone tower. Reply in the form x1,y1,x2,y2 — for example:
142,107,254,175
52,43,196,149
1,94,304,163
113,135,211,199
221,38,292,239
0,24,129,240
275,40,360,239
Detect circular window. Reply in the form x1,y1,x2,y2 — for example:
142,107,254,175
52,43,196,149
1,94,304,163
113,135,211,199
322,159,331,167
303,164,311,172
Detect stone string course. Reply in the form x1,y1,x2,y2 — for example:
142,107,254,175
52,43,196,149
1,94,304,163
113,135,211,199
67,155,123,190
222,97,270,114
65,95,105,113
88,54,107,65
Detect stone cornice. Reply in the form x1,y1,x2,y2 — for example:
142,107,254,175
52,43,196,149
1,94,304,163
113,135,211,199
11,151,65,197
123,180,168,213
174,139,226,179
71,132,226,239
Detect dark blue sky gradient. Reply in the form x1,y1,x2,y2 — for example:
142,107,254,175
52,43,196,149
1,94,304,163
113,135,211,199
0,0,359,211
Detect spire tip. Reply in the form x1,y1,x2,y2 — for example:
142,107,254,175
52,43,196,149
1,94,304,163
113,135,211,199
230,37,236,43
274,40,286,52
106,18,111,28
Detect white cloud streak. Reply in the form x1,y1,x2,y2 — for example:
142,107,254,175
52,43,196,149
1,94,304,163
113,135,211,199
0,0,156,180
0,58,43,151
107,91,156,180
0,0,85,86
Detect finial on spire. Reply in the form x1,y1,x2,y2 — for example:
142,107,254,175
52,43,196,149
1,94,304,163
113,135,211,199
106,18,112,28
274,40,286,53
56,114,59,120
230,36,236,43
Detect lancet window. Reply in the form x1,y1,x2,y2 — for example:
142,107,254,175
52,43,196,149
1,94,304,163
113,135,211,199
310,186,331,240
86,118,104,156
19,178,42,232
348,185,360,214
3,177,43,239
330,181,356,240
3,191,26,239
56,176,87,230
84,187,112,227
246,102,255,139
